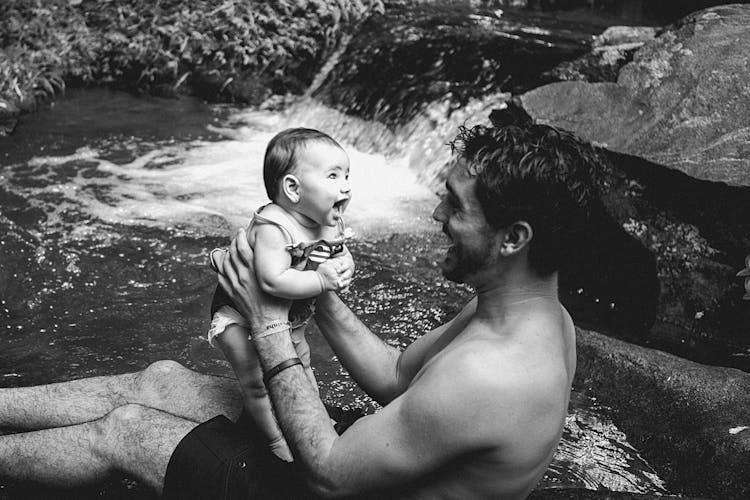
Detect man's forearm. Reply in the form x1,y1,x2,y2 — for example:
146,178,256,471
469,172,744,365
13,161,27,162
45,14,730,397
315,292,403,404
251,332,340,494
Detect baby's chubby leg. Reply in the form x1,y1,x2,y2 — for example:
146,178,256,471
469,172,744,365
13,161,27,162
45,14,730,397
214,324,293,462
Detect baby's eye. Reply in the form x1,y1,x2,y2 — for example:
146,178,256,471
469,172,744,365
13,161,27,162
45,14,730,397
328,173,338,179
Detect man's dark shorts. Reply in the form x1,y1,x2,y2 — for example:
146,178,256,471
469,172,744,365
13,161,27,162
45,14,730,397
163,412,321,500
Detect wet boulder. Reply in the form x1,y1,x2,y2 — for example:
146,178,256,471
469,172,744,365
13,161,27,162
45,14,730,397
313,0,590,126
517,4,750,364
522,4,750,185
541,25,657,83
573,326,750,500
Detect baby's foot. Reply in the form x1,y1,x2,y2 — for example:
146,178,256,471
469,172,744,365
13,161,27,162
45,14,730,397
209,247,228,272
269,435,293,462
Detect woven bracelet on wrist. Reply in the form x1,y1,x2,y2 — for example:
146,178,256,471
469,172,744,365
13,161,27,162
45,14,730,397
263,357,303,385
250,320,292,340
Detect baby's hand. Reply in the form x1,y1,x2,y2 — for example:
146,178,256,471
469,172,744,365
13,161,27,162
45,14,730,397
332,245,354,274
317,250,354,293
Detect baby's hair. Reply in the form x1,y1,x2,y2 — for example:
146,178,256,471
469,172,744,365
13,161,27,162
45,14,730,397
263,128,342,201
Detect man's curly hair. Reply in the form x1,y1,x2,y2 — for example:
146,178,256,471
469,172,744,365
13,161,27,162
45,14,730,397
450,108,608,276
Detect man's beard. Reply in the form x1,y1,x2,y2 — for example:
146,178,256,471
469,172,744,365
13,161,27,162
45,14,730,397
440,243,490,284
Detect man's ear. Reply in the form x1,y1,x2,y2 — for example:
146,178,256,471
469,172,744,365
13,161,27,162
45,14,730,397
282,174,301,203
500,221,533,256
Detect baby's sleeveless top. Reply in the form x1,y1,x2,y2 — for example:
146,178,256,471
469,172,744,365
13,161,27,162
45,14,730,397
210,205,350,329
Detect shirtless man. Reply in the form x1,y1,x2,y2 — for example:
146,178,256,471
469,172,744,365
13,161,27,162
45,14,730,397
0,117,601,499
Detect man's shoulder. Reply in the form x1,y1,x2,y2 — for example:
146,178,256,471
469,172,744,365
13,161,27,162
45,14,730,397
431,338,527,387
425,323,570,403
409,340,522,405
400,341,549,449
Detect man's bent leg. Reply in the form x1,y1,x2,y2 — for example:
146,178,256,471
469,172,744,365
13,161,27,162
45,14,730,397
0,404,196,494
0,360,243,430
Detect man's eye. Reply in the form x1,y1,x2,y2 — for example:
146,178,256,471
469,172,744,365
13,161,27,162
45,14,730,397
436,190,457,209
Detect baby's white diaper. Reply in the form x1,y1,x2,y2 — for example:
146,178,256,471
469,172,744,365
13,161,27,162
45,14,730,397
206,305,250,347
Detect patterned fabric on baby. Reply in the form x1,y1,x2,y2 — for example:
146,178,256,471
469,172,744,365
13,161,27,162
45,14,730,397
207,204,350,345
254,208,349,326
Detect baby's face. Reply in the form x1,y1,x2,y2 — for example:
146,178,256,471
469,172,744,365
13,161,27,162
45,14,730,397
293,141,351,227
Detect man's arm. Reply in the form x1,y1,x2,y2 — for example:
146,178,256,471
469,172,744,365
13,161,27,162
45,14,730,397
215,230,498,497
251,330,508,498
313,292,401,404
314,290,478,405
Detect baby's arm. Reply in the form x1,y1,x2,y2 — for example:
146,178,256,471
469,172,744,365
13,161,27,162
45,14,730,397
253,225,348,298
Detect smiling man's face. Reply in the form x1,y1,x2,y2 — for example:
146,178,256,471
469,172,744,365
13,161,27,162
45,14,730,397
432,159,500,284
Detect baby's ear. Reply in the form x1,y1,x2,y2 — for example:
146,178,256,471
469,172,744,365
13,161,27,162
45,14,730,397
282,174,301,203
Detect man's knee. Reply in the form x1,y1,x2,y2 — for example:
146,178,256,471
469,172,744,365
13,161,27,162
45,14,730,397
92,404,152,462
96,403,151,439
94,403,186,487
136,360,189,397
143,359,187,379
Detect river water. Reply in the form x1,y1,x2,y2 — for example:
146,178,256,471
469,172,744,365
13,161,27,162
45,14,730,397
0,89,669,497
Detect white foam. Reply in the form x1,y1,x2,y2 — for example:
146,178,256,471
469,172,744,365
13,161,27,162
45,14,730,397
16,105,437,239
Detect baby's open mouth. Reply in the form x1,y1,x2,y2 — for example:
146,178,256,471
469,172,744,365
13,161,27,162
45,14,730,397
333,199,348,211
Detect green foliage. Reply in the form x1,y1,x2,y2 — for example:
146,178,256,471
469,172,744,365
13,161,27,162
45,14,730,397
0,0,95,108
0,0,384,110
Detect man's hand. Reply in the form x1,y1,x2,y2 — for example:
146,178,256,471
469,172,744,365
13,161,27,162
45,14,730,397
316,245,355,292
214,228,291,331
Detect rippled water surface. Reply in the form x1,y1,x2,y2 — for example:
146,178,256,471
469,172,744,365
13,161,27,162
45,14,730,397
0,90,666,497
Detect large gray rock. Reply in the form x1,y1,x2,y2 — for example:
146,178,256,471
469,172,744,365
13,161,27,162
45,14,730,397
521,4,750,186
517,5,750,360
541,26,656,84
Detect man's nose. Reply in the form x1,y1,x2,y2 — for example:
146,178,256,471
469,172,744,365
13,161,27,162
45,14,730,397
432,201,445,222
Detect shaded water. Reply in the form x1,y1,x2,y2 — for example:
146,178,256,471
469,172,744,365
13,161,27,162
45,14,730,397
0,89,667,497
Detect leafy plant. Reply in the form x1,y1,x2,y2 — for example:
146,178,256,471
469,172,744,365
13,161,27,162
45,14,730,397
0,0,384,113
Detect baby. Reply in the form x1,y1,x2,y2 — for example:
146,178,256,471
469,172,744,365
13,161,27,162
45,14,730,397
207,128,354,462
